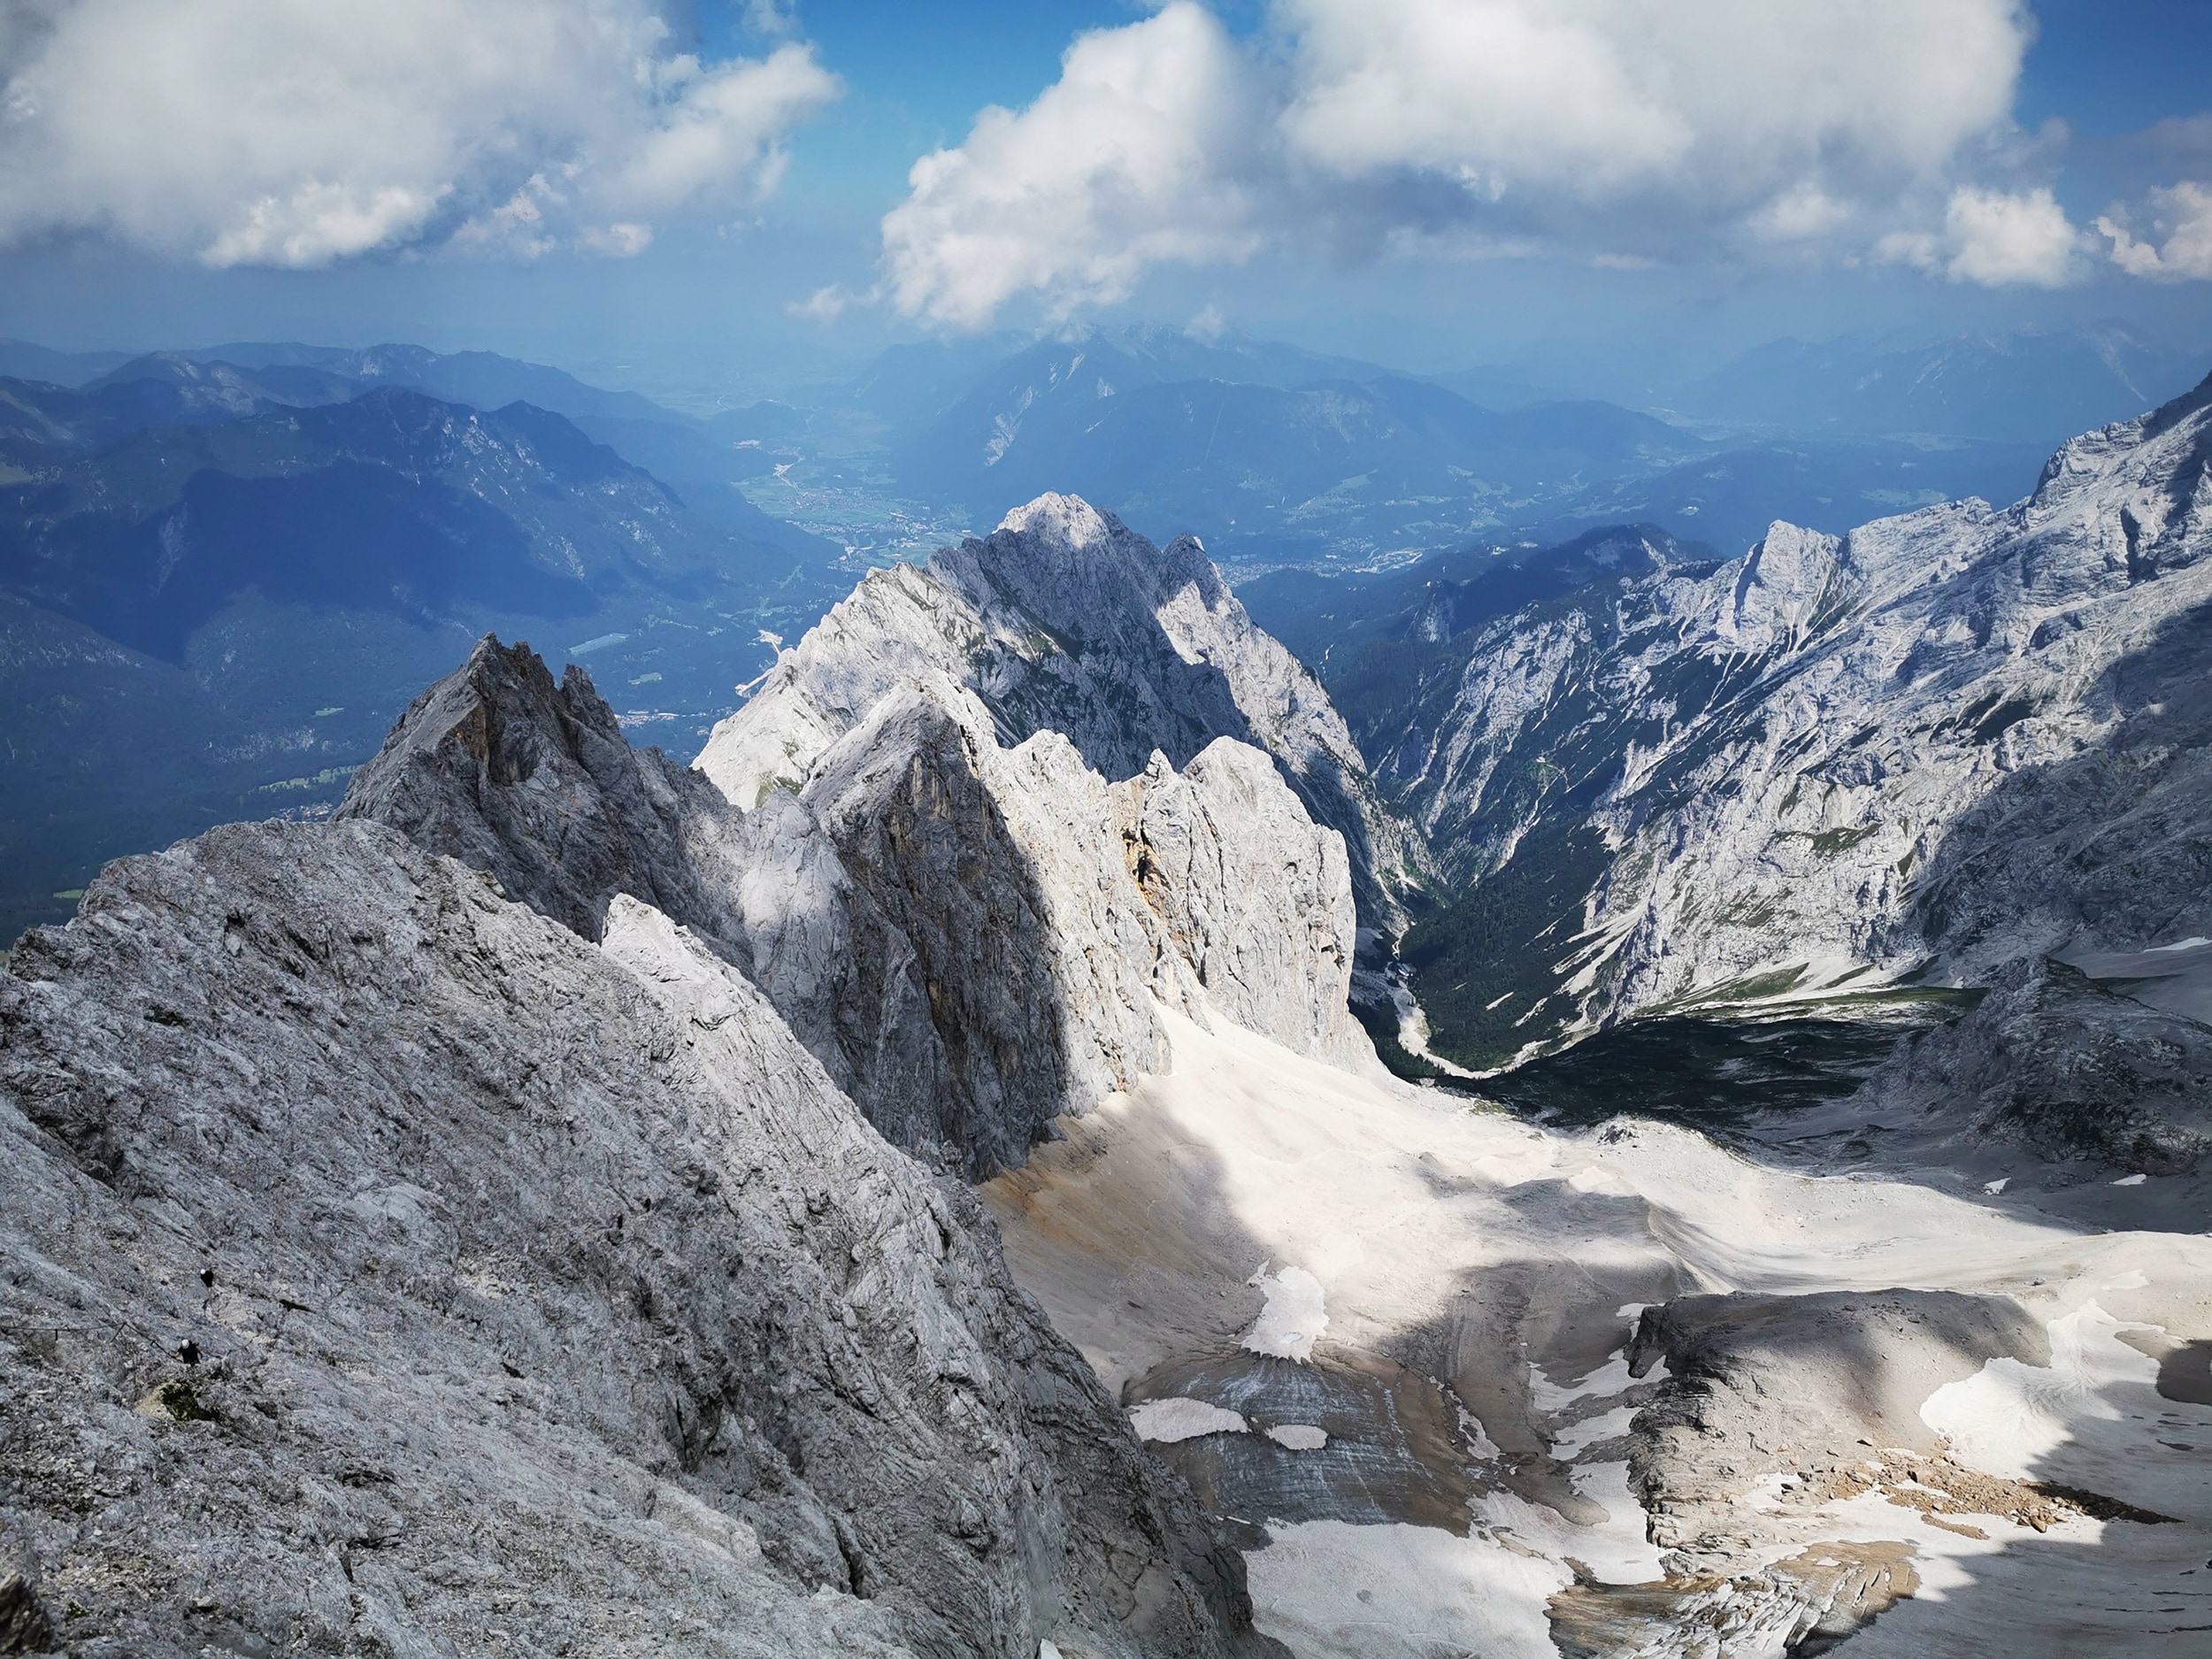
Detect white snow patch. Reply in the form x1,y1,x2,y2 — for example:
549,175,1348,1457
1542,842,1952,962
1460,1407,1503,1460
1128,1398,1248,1443
2103,1268,2149,1290
2147,936,2210,954
1982,1178,2008,1194
1477,1463,1665,1586
1921,1301,2154,1479
2112,1172,2147,1187
1245,1518,1570,1659
1528,1352,1635,1413
1551,1402,1639,1459
1265,1423,1329,1450
1242,1266,1327,1361
1569,1164,1637,1196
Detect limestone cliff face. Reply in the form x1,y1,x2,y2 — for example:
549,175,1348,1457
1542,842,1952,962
0,821,1273,1659
1376,372,2212,1100
695,494,1417,934
337,638,960,1164
340,630,1375,1179
1113,740,1370,1073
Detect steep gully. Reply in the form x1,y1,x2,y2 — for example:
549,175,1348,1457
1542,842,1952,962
1,418,2208,1658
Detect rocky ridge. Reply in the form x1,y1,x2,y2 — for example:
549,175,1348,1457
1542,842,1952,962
340,620,1374,1178
1369,370,2212,1164
695,494,1417,937
0,495,1400,1652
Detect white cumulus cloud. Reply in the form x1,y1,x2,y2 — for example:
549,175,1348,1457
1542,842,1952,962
1879,186,2087,287
0,0,838,266
878,0,2043,326
879,4,1264,331
2098,181,2212,281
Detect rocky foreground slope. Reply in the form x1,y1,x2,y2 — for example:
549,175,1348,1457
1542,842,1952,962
1359,372,2212,1171
0,496,1391,1655
0,808,1308,1658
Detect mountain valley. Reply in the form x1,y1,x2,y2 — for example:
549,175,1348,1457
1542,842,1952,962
3,356,2211,1659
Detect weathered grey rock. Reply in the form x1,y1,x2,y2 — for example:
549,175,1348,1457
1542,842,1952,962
1624,1289,2048,1550
1377,370,2212,1131
795,687,1194,1175
343,630,1374,1177
0,820,1277,1659
335,634,749,951
337,634,966,1166
1113,740,1370,1071
1850,958,2212,1176
1526,1287,2059,1655
695,494,1418,933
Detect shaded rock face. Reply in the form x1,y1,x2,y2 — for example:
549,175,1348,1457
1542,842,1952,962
1853,959,2212,1175
0,820,1271,1659
798,691,1190,1175
344,632,1372,1178
695,494,1417,933
336,636,745,948
1371,372,2212,1110
337,635,958,1164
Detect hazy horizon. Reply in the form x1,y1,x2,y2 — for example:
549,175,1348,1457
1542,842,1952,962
3,2,2208,410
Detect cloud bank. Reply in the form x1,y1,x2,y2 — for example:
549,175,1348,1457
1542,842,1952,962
0,0,837,265
2100,182,2212,282
876,0,2139,326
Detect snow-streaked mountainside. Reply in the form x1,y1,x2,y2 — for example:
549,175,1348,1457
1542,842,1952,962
699,493,1420,936
1367,370,2212,1162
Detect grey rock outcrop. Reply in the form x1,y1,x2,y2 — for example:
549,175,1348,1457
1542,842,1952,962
1849,958,2212,1176
334,636,750,949
695,493,1417,933
337,636,958,1164
343,627,1374,1178
1113,740,1369,1071
0,818,1275,1658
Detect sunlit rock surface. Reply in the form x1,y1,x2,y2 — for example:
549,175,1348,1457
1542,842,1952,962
342,631,1373,1178
0,822,1273,1659
1376,372,2212,1168
695,493,1418,932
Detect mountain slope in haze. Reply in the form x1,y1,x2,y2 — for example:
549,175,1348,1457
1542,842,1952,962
174,339,679,425
897,340,1706,568
1343,371,2212,1172
0,386,768,659
1678,324,2210,446
0,376,849,941
0,337,134,387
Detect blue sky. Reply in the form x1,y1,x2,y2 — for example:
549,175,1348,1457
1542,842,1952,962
0,1,2207,400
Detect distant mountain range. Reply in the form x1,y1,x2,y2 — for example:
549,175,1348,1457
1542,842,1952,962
0,342,851,941
833,322,2203,571
1668,323,2209,447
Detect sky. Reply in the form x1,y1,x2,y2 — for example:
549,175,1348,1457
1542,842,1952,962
0,1,2208,402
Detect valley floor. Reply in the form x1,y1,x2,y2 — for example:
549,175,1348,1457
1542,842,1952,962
985,1008,2212,1658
